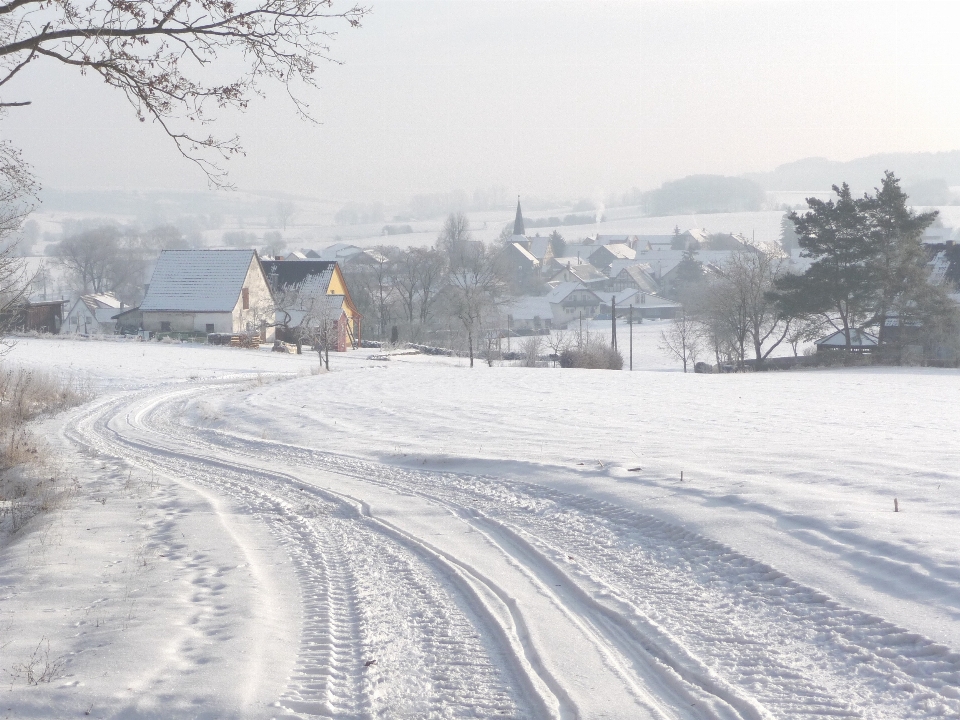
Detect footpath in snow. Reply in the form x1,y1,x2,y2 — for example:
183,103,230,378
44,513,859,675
1,336,959,719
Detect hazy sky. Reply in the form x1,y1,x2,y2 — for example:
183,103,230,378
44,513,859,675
4,1,960,202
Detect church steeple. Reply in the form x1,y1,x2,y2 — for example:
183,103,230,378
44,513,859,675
513,196,525,236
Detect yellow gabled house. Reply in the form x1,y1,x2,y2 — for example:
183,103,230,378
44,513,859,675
261,259,362,350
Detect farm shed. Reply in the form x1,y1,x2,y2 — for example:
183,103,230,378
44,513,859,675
815,329,879,353
140,250,275,340
1,299,66,333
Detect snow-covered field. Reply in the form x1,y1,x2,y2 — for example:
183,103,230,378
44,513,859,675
3,336,960,718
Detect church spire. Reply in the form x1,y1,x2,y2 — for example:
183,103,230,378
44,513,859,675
513,196,525,236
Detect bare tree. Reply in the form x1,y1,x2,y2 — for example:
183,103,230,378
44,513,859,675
724,247,793,368
546,329,570,367
276,202,297,230
659,312,701,373
447,236,507,368
437,212,472,262
784,313,828,357
415,247,447,324
0,0,366,185
0,142,36,340
392,247,420,324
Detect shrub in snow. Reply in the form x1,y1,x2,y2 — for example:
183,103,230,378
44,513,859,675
560,344,623,370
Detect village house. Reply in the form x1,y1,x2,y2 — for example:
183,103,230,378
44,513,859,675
545,282,602,327
605,264,661,294
594,288,681,319
261,259,362,351
503,242,540,281
62,292,125,335
586,243,636,272
549,262,607,288
139,249,275,339
505,295,553,334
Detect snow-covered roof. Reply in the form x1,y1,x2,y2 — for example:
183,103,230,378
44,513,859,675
546,282,597,304
505,295,553,320
639,235,675,248
922,228,954,244
815,329,879,347
602,244,636,260
609,263,660,292
509,242,539,264
141,250,256,313
551,255,591,267
318,243,363,261
82,293,123,311
593,234,637,246
527,237,553,260
551,263,606,284
929,250,951,286
261,260,336,304
563,244,601,260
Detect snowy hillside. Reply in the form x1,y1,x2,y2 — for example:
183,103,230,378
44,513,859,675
2,337,960,718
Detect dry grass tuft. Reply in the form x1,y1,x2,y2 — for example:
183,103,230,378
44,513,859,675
0,364,91,536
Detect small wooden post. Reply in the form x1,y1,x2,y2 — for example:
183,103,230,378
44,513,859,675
680,471,683,482
894,497,899,512
629,304,633,371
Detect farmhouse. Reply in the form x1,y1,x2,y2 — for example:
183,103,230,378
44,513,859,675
63,293,125,335
139,249,275,339
260,259,362,351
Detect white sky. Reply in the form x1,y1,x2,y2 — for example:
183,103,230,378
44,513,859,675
3,1,960,202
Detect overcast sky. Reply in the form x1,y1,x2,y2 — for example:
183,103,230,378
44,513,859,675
4,1,960,202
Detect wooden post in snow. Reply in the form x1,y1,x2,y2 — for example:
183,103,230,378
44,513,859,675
629,304,633,371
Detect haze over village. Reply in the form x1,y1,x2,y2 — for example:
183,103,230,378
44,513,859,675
2,2,960,719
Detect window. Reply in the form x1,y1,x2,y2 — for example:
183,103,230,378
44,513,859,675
160,321,171,332
242,287,249,310
206,323,215,333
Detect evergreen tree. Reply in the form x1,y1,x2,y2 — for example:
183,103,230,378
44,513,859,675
770,183,877,350
779,213,799,253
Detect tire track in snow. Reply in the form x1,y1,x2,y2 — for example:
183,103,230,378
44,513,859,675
169,386,960,720
68,389,535,719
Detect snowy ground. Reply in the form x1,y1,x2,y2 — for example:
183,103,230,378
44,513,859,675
2,336,960,718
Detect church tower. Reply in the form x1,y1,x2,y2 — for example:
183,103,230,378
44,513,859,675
513,197,525,236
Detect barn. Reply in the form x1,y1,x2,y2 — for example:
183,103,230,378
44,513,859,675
139,250,275,340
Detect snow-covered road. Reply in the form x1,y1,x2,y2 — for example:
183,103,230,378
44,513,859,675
53,377,960,719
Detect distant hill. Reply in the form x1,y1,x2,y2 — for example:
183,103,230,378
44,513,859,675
746,151,960,195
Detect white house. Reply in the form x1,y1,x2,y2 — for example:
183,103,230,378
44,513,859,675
545,282,602,327
62,293,125,335
139,249,275,339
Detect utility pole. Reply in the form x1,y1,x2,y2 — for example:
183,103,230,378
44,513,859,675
629,304,633,371
611,296,617,351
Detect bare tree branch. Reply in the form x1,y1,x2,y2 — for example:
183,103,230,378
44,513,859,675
0,0,368,185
